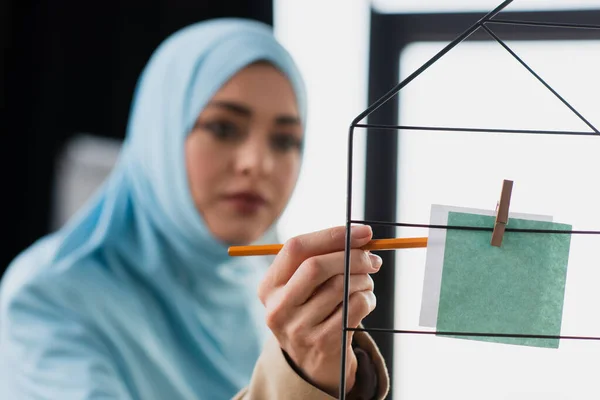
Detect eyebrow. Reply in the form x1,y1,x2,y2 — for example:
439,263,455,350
208,100,301,126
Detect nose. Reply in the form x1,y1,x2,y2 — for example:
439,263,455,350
235,136,274,177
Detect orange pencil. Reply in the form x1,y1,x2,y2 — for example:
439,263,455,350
228,237,428,256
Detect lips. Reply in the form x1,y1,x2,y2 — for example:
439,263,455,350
222,191,267,213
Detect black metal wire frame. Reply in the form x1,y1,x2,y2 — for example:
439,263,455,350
338,0,600,398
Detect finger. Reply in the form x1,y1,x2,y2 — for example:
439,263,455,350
259,225,373,299
314,289,377,348
275,225,372,285
260,249,377,327
284,249,381,306
345,290,377,329
298,274,374,327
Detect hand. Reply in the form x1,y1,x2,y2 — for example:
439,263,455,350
257,225,382,397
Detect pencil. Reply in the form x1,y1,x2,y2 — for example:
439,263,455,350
228,237,428,256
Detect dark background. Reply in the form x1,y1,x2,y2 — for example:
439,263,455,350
1,0,272,276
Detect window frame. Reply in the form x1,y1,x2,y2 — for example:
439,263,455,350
362,7,600,398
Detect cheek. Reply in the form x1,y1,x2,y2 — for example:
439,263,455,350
273,156,301,201
185,139,224,206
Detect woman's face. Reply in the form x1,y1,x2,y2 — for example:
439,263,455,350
185,62,302,245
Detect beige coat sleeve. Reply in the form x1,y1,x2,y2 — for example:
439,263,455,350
232,331,389,400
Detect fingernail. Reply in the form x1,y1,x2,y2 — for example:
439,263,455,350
351,225,371,239
369,253,382,270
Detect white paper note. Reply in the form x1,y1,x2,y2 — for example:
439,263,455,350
419,204,553,328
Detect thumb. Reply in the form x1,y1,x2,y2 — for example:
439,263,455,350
266,225,373,288
284,224,372,261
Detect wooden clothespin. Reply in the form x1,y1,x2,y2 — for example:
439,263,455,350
491,179,513,247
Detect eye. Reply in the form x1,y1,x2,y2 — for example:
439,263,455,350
271,133,303,152
200,120,242,141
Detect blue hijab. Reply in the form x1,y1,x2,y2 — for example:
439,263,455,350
0,19,306,399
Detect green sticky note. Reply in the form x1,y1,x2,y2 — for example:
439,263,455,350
436,211,572,348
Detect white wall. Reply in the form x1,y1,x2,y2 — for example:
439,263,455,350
273,0,370,241
394,39,600,399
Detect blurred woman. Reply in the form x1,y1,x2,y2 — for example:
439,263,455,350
0,18,388,399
